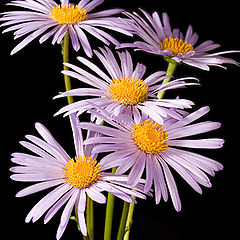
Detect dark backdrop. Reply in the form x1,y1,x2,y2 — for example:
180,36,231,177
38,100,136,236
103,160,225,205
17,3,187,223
1,0,239,240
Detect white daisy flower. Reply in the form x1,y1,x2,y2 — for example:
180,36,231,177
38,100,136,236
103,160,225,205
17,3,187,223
54,46,198,124
0,0,133,56
119,9,240,70
10,113,147,239
79,106,224,211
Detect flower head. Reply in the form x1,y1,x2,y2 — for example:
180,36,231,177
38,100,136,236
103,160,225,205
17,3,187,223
50,3,88,24
132,119,169,154
120,9,240,70
10,113,147,239
80,106,224,211
54,46,198,124
0,0,133,56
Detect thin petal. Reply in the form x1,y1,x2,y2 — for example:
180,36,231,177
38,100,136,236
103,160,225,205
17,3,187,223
69,113,84,158
86,187,106,204
57,189,79,240
158,157,181,211
16,179,65,197
168,138,224,149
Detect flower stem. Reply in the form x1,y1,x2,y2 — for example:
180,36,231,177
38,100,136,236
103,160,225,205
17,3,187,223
157,59,178,99
86,196,94,240
117,201,130,240
104,167,117,240
62,30,74,104
123,197,136,240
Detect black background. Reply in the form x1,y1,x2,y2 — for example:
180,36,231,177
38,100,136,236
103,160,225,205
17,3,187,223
1,0,239,239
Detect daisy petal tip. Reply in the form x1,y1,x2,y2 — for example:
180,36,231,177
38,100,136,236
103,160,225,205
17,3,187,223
207,181,212,188
56,227,64,240
88,52,94,58
43,219,48,225
219,165,224,171
32,217,38,223
202,105,210,113
10,174,16,181
63,112,71,118
25,215,32,224
53,112,59,117
147,192,153,197
82,230,88,237
155,195,161,205
25,134,32,141
19,140,26,146
56,234,61,240
52,95,58,100
175,205,182,212
15,191,23,198
133,198,138,204
54,109,66,117
34,122,43,129
197,188,203,195
61,70,68,75
219,139,225,147
10,50,15,56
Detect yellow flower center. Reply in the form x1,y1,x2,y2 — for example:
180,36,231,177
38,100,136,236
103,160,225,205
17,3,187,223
50,4,88,25
108,77,148,106
160,37,194,56
132,119,169,154
64,156,102,189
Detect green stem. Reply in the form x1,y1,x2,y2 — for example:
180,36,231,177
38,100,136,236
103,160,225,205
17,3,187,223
86,196,94,240
123,197,136,240
104,167,117,240
117,201,130,240
62,30,74,104
157,59,178,99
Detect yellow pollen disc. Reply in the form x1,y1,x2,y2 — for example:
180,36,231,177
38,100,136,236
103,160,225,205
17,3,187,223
50,4,88,25
132,119,169,154
108,76,148,106
160,37,194,56
64,156,102,189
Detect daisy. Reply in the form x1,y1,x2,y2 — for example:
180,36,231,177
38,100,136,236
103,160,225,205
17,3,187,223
10,113,147,239
54,46,198,124
79,105,224,211
0,0,133,56
119,9,240,70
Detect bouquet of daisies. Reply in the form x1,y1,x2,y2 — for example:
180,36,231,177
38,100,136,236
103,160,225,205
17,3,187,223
1,1,239,240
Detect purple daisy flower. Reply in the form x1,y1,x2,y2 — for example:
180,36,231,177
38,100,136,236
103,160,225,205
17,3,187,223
54,46,198,124
10,113,147,239
79,106,224,212
0,0,133,56
119,9,240,70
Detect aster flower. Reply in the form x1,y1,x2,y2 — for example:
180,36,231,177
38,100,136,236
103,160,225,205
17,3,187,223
54,46,198,124
119,9,240,70
10,113,147,239
0,0,133,56
79,105,224,211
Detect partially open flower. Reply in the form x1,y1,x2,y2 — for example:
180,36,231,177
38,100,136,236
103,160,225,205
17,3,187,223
119,9,240,70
